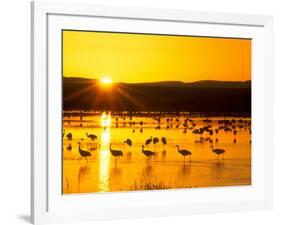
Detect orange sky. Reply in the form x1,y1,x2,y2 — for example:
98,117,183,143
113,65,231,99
63,30,251,83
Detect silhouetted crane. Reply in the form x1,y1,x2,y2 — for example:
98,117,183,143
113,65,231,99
210,145,225,160
109,143,123,159
145,136,153,146
66,132,72,140
66,144,72,151
85,132,97,141
78,142,91,159
161,137,167,151
124,138,132,147
176,145,192,162
141,145,155,160
153,137,159,144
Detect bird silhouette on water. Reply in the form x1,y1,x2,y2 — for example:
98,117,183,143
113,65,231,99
78,142,91,160
176,145,192,163
109,143,123,164
66,132,72,140
66,144,72,151
210,145,225,160
161,137,167,151
145,136,153,147
141,145,155,161
124,138,132,147
85,132,97,141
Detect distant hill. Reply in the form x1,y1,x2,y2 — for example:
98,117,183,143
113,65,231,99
64,77,251,88
129,80,251,88
63,77,251,113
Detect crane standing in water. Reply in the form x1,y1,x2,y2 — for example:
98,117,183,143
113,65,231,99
176,145,192,163
161,137,167,151
141,145,155,161
85,132,98,141
124,138,132,151
109,143,123,164
78,142,91,160
66,132,72,140
145,136,153,147
210,145,225,160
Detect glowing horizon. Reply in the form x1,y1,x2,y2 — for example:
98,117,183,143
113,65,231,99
63,31,251,83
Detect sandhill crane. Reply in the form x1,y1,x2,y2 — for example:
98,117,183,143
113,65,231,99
210,145,225,160
85,132,97,141
141,145,155,160
124,138,132,147
176,145,192,162
145,136,153,146
66,144,72,151
66,132,72,140
78,142,91,159
153,137,159,150
155,125,161,130
161,137,167,151
109,143,123,160
153,137,159,144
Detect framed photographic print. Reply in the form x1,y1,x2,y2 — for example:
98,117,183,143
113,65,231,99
31,1,273,224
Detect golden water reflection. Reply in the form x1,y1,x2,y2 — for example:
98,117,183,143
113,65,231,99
63,111,251,194
99,126,111,192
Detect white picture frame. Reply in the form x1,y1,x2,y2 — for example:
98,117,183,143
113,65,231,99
31,1,273,224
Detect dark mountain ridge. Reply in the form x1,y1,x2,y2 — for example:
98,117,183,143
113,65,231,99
64,77,251,88
63,77,251,113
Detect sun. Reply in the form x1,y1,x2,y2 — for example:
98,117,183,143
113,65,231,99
100,76,112,85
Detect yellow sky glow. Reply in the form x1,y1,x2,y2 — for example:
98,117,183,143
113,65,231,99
63,30,251,83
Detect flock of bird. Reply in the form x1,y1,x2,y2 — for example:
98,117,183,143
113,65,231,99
63,115,251,163
66,134,226,164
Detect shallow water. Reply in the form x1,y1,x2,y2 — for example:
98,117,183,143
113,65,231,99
63,112,251,194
